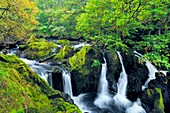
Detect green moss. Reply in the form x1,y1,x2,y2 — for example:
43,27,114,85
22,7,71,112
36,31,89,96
19,45,27,49
56,39,70,46
26,40,56,59
154,88,164,112
27,35,39,43
53,98,81,113
69,46,90,71
54,45,72,60
145,88,165,113
0,54,80,112
146,88,152,97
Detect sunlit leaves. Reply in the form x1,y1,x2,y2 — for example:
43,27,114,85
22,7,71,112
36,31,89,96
0,0,38,40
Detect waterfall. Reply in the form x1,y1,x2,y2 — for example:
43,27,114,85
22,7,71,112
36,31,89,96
134,51,158,90
94,53,112,108
125,98,146,113
20,58,51,84
113,51,132,108
62,70,73,97
72,42,90,48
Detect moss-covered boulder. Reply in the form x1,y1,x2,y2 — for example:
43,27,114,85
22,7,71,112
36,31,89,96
24,36,58,60
56,39,70,46
0,54,81,113
141,88,165,113
53,45,75,67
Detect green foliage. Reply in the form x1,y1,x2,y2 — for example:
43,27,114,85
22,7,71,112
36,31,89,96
134,33,170,70
76,0,169,70
91,59,100,67
0,0,38,40
34,0,86,38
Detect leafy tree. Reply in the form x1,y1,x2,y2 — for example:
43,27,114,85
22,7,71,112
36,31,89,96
0,0,38,41
76,0,170,69
34,0,86,39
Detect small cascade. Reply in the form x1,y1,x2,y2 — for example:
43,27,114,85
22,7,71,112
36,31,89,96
72,94,92,113
134,51,158,90
94,53,112,108
62,70,73,97
125,98,146,113
20,58,51,84
159,70,168,76
142,60,158,90
113,51,131,108
72,42,90,48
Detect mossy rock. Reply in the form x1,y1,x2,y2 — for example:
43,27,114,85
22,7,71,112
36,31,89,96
141,88,165,113
19,45,28,50
0,54,81,113
25,36,57,60
56,39,70,46
69,46,91,72
70,45,103,95
54,45,73,60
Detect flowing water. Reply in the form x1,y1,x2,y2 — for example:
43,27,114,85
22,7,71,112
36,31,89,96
4,46,148,113
94,54,112,108
125,98,146,113
134,51,158,90
72,42,90,48
62,70,73,97
20,58,52,85
113,51,132,108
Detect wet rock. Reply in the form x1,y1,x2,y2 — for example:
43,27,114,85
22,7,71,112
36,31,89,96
71,45,102,95
141,88,165,113
148,72,170,113
120,50,149,101
105,49,121,93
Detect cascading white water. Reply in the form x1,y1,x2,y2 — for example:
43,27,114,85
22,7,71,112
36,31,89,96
142,60,158,90
62,70,73,97
72,42,90,48
20,58,51,84
113,51,132,108
72,94,92,113
125,98,146,113
94,54,112,108
134,51,158,90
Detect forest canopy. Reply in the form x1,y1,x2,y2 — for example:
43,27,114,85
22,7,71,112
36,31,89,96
0,0,169,69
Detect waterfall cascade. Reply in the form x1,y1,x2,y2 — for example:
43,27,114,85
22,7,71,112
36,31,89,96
134,51,158,90
114,51,146,113
125,98,146,113
62,70,73,97
113,51,132,108
18,49,147,113
94,54,112,108
20,58,51,84
72,42,90,48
